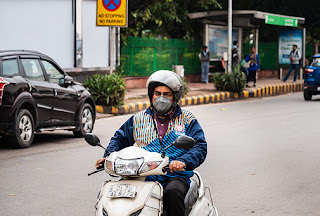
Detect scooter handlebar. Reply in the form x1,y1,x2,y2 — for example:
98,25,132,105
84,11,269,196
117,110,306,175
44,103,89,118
162,165,186,173
88,167,104,176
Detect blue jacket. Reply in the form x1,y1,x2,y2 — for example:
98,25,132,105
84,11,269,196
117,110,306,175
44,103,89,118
245,53,260,71
104,105,207,185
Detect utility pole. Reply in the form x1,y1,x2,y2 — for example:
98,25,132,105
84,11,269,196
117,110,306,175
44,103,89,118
227,0,232,73
110,27,114,74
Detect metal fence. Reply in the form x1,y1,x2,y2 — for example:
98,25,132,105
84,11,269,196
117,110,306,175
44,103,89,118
120,37,202,76
120,37,314,77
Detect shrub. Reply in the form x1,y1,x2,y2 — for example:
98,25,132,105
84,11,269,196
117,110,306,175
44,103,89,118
84,73,126,107
212,70,246,92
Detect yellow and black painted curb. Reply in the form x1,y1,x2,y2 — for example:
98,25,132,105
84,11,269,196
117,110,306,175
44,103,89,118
240,82,303,99
96,101,151,115
96,82,304,115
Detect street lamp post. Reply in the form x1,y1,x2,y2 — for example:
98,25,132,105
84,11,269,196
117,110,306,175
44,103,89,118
227,0,232,73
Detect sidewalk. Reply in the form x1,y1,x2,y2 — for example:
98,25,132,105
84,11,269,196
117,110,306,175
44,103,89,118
124,78,302,103
96,78,304,117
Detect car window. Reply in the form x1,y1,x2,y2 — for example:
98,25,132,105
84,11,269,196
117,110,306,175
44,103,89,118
1,59,20,77
311,57,320,67
21,59,45,81
41,60,64,84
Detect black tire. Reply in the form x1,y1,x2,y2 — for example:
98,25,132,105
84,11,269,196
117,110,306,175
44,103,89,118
73,103,94,137
304,91,312,101
9,109,35,148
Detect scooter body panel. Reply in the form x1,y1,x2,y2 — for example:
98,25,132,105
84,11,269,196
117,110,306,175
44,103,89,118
188,196,213,216
95,180,162,216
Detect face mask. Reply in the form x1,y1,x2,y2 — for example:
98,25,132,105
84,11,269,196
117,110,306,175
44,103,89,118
153,95,173,115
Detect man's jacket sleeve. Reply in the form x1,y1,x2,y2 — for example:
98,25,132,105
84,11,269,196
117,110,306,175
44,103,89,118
103,116,135,157
176,119,207,171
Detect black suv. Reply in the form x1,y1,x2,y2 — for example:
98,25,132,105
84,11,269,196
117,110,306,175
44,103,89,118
0,50,96,148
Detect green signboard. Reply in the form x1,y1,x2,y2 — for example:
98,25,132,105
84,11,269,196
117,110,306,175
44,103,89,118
265,15,298,27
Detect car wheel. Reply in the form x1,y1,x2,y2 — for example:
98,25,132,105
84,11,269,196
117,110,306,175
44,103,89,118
73,103,94,137
304,91,312,101
9,109,35,148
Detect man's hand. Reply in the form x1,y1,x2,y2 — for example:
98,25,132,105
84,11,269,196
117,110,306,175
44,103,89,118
169,160,186,173
95,158,106,169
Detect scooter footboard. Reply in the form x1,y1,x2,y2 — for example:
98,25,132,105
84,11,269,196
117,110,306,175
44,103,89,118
95,180,163,216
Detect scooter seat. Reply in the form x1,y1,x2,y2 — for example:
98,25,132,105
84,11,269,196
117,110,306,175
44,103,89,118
184,179,199,210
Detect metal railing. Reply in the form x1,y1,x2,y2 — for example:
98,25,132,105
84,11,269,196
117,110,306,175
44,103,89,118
120,37,202,76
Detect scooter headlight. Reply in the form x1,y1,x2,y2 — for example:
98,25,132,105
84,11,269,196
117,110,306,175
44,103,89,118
139,161,162,174
114,157,144,176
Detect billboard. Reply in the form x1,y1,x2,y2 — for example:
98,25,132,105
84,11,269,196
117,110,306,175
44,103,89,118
278,30,302,65
208,26,239,59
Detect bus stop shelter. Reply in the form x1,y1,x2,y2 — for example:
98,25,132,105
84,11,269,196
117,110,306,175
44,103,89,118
188,10,306,78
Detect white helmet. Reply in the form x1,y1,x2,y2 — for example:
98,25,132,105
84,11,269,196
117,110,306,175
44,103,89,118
146,70,184,110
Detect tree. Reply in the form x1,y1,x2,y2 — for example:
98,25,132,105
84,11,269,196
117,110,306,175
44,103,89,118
122,0,221,41
123,0,320,44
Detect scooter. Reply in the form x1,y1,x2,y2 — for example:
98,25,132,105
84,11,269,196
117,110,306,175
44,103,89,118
85,133,218,216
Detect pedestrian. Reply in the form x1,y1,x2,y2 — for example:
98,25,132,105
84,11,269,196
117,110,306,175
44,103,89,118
240,54,249,78
199,45,210,83
304,55,310,79
95,70,207,216
232,41,239,72
305,55,310,67
282,44,301,83
218,57,225,72
245,47,260,87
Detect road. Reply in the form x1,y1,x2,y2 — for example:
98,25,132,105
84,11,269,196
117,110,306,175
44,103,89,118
1,92,320,216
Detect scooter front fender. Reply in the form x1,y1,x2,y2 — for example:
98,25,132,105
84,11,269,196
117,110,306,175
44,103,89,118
95,180,163,216
188,196,213,216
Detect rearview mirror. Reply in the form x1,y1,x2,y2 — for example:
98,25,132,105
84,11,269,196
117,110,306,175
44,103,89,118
173,135,195,150
59,75,74,86
64,75,74,84
85,133,100,146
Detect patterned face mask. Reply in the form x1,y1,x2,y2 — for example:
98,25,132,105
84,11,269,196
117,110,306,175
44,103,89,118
153,95,173,115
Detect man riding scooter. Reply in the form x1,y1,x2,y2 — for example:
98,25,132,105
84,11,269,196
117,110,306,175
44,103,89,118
95,70,207,216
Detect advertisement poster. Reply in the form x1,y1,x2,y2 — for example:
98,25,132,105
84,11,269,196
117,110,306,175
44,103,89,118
278,30,302,64
208,26,239,59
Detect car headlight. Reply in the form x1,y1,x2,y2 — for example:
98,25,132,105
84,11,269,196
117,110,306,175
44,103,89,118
114,158,144,175
139,161,162,174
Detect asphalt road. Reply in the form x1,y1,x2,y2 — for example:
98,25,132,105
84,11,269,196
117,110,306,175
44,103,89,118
1,92,320,216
